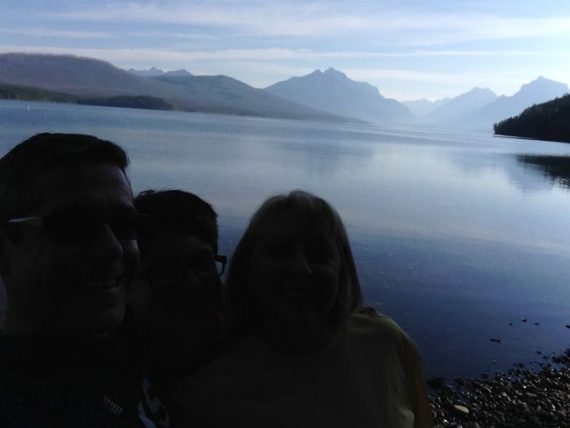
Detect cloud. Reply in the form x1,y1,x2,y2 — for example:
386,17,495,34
0,45,193,64
123,31,214,41
0,45,312,63
344,68,514,86
0,28,113,39
47,1,570,44
1,42,563,67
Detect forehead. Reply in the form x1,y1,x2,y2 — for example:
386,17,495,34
259,208,333,240
141,235,213,265
34,162,133,213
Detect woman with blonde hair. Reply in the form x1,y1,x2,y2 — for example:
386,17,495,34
170,190,432,428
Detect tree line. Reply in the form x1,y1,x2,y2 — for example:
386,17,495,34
494,94,570,143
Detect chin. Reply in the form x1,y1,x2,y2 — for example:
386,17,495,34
279,310,320,327
63,306,126,336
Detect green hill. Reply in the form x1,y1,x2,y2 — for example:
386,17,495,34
0,83,78,103
79,95,174,110
0,83,174,111
0,53,349,121
494,94,570,143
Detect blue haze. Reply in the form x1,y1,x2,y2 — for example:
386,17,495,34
1,100,570,379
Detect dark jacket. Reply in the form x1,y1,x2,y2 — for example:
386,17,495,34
0,334,170,428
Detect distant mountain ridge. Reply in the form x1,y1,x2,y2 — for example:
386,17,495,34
425,87,498,124
265,67,413,125
0,53,164,97
0,53,347,121
418,77,569,130
468,77,569,129
128,67,192,77
128,66,165,77
1,53,568,131
151,73,351,120
402,98,450,118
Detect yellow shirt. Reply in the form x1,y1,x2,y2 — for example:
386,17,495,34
169,313,432,428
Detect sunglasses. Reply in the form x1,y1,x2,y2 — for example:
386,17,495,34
7,208,143,244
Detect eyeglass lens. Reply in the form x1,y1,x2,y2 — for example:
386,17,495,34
44,209,137,244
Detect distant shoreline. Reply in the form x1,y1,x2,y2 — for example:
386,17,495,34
0,84,175,112
0,81,358,124
0,97,362,127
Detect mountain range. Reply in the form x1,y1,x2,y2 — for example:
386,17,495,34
265,67,413,125
0,53,344,121
402,98,450,117
467,77,569,129
409,77,568,130
0,52,568,131
424,87,498,124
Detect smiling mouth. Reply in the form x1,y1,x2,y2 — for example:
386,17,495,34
87,276,122,290
283,289,311,300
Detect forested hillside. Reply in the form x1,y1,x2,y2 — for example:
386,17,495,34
494,94,570,143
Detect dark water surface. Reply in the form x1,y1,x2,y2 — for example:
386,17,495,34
2,100,570,380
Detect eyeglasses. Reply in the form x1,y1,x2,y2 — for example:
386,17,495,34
140,254,227,291
6,209,143,245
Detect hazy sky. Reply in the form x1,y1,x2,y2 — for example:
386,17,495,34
2,0,570,100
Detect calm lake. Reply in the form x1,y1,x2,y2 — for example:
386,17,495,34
1,99,570,380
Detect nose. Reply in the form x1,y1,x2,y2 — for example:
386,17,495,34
288,248,313,276
87,223,124,262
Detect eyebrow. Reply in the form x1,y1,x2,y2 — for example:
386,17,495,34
50,200,136,214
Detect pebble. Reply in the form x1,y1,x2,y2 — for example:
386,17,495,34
429,348,570,427
453,404,470,415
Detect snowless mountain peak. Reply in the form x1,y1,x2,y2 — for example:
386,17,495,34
265,67,413,124
323,67,347,78
517,76,568,96
473,86,492,92
128,67,192,78
164,69,192,77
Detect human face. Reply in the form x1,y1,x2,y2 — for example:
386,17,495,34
248,209,341,331
130,234,221,372
3,162,139,336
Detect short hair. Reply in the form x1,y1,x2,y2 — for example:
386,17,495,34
224,190,362,342
134,190,218,253
0,133,129,222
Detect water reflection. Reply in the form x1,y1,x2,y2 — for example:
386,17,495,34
517,155,570,190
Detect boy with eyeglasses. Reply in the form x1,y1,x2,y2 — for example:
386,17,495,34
0,133,170,427
127,190,224,394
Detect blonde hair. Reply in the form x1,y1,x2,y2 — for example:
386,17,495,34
223,190,362,342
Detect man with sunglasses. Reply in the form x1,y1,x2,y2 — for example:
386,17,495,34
127,190,224,396
0,133,169,427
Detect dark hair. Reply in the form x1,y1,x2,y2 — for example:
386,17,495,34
224,190,362,342
0,133,129,222
134,190,218,253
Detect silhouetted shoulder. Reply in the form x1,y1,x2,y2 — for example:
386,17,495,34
349,311,415,348
348,312,432,428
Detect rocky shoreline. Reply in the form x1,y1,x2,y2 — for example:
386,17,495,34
428,349,570,427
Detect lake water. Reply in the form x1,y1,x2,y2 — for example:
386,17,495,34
1,99,570,380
